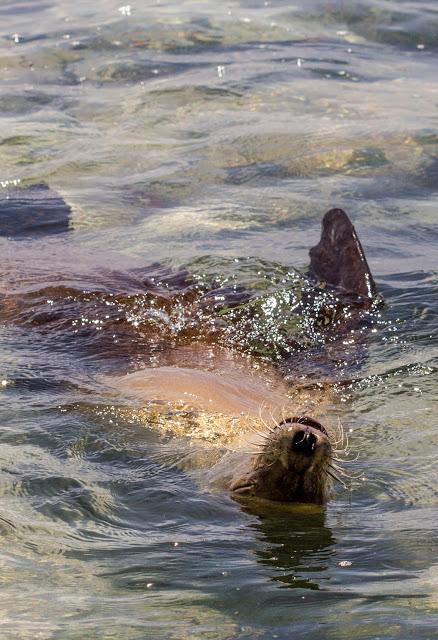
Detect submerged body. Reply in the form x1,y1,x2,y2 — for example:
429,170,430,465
107,343,337,504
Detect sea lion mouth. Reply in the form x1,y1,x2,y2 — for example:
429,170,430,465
230,480,256,495
277,415,329,437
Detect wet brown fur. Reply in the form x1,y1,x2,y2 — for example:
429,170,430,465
229,417,332,504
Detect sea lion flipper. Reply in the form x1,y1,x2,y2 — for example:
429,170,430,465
0,182,71,238
309,208,376,299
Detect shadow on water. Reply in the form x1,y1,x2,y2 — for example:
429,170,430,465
238,498,335,590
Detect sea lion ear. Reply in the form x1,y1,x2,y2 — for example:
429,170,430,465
308,208,377,299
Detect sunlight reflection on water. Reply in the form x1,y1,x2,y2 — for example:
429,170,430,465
0,0,437,638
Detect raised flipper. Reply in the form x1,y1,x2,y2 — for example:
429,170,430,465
0,183,71,238
309,208,377,300
282,209,378,382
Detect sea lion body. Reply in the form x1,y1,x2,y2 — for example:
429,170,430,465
0,186,378,504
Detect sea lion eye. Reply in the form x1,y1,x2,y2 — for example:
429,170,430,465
278,415,329,437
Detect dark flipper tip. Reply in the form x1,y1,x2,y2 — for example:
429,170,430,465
309,208,377,299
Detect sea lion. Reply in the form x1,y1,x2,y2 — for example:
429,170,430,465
0,185,378,504
100,207,377,504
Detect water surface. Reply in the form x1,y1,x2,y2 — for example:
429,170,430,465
0,1,437,638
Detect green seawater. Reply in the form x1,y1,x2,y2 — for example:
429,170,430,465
0,1,437,638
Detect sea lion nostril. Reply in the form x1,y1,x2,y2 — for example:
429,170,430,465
292,429,317,456
307,432,317,448
292,430,306,445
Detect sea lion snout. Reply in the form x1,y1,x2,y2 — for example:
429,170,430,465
229,417,333,503
276,423,330,472
291,428,317,457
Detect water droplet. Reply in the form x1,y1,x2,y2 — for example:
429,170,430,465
338,560,352,567
118,5,132,16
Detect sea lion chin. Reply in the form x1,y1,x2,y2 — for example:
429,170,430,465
229,416,333,504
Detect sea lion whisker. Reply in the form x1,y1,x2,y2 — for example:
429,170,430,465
252,431,272,444
236,450,262,455
325,468,349,489
147,447,208,469
335,417,345,441
280,406,289,428
246,424,268,437
330,463,362,480
271,409,290,430
268,410,278,431
330,423,347,448
328,463,360,481
244,416,274,440
328,465,350,479
332,440,351,455
330,419,353,450
331,455,348,464
331,450,350,459
258,406,277,434
240,417,259,435
251,431,272,443
329,461,347,472
257,403,270,429
333,452,360,463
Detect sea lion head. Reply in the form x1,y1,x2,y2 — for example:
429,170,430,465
230,416,332,504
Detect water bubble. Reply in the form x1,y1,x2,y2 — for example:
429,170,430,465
338,560,352,567
118,5,132,16
1,178,21,188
